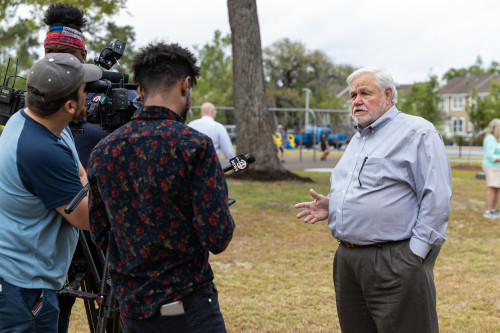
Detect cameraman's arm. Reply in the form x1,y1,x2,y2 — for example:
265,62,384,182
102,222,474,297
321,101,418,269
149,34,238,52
55,196,89,230
78,161,88,186
54,160,90,230
192,141,235,254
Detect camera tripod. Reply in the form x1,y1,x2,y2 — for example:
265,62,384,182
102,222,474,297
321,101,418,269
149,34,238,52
61,184,123,333
57,229,123,333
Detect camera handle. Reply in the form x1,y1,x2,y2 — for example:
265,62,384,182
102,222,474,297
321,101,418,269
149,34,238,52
64,183,89,214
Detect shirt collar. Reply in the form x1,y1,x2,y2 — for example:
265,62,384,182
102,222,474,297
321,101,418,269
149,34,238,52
354,105,399,135
131,105,185,124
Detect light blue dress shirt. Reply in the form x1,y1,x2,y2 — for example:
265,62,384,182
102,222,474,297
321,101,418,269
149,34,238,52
188,116,235,162
328,106,452,258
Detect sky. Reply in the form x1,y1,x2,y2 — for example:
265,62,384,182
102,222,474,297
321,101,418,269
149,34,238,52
114,0,500,85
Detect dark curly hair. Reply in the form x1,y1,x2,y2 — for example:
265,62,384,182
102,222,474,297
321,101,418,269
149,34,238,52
132,42,200,95
43,3,86,31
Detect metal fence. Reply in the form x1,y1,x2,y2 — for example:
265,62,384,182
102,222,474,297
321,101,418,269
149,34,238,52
188,106,351,161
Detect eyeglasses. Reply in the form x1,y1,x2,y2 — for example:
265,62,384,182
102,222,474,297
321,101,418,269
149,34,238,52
358,156,368,187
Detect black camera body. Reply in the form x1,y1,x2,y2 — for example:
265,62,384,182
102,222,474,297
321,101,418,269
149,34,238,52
80,39,140,132
0,86,25,126
0,59,26,126
0,40,139,131
83,75,140,131
60,40,140,133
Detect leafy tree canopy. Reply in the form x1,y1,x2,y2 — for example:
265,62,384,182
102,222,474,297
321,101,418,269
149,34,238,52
442,55,500,83
192,30,233,123
263,38,354,110
400,75,442,128
0,0,136,89
468,80,500,133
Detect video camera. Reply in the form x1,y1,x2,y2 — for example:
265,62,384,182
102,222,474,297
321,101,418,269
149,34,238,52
77,40,141,132
0,59,26,126
0,40,140,132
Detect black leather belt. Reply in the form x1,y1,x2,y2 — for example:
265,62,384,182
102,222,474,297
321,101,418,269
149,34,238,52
339,240,398,248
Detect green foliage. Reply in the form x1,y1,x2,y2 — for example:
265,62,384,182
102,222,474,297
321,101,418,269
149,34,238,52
262,39,353,130
192,30,233,124
467,89,490,134
399,75,442,127
442,55,498,83
0,0,136,82
467,80,500,133
263,38,351,109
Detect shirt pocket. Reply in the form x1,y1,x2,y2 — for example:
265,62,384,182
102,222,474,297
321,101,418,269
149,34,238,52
358,157,384,187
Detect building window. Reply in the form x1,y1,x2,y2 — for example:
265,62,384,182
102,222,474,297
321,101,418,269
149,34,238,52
439,97,447,112
452,117,464,134
452,96,465,110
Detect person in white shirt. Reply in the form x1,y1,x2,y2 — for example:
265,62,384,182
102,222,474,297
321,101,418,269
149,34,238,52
188,102,235,161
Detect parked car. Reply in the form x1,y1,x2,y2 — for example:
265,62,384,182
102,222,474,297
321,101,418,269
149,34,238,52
294,127,347,149
224,124,236,143
327,133,348,149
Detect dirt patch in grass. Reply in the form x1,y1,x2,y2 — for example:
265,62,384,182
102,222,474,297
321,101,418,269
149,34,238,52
451,164,482,171
227,169,313,182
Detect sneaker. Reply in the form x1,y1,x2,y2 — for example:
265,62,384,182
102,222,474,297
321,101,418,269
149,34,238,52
493,209,500,217
483,210,499,219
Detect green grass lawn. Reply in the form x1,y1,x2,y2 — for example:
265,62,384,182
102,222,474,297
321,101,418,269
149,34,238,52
69,167,500,332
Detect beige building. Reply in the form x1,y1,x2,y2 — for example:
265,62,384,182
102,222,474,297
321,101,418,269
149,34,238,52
439,73,500,137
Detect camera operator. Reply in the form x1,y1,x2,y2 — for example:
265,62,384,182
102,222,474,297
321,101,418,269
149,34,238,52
87,42,234,332
43,4,138,332
0,53,101,332
44,2,112,168
43,5,109,332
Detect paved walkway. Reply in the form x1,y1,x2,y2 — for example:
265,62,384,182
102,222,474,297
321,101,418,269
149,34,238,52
280,155,339,172
278,145,483,172
221,146,483,173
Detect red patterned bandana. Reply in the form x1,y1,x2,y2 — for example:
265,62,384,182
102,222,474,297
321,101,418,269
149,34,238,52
44,26,86,51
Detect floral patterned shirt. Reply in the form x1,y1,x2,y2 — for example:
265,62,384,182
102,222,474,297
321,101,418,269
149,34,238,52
87,105,235,319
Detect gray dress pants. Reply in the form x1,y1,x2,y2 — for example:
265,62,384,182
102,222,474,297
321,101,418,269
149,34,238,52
333,239,440,333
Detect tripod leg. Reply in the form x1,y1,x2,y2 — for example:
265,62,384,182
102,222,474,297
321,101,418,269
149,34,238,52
111,300,124,333
83,277,98,333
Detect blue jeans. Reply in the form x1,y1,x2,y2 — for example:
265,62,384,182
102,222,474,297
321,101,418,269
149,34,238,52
123,283,227,333
0,278,59,333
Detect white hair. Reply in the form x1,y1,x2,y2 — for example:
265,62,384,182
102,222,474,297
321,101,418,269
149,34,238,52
347,67,398,104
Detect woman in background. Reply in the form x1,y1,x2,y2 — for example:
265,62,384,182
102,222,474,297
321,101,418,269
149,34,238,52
319,132,330,161
482,118,500,219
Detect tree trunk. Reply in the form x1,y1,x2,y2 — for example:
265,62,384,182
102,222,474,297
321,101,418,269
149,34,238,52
227,0,304,181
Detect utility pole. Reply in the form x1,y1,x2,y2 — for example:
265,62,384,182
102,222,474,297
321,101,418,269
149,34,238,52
303,88,311,128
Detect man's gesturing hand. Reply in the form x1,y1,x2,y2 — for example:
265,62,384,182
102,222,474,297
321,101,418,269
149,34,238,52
294,189,329,224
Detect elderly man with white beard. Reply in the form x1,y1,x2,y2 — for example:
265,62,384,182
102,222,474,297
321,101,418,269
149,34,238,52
295,67,452,333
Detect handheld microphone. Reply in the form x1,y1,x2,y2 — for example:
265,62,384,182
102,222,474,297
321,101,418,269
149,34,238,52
64,154,256,213
224,153,255,206
223,153,256,173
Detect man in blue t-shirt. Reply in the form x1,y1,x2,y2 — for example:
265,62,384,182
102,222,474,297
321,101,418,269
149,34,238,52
0,53,101,332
